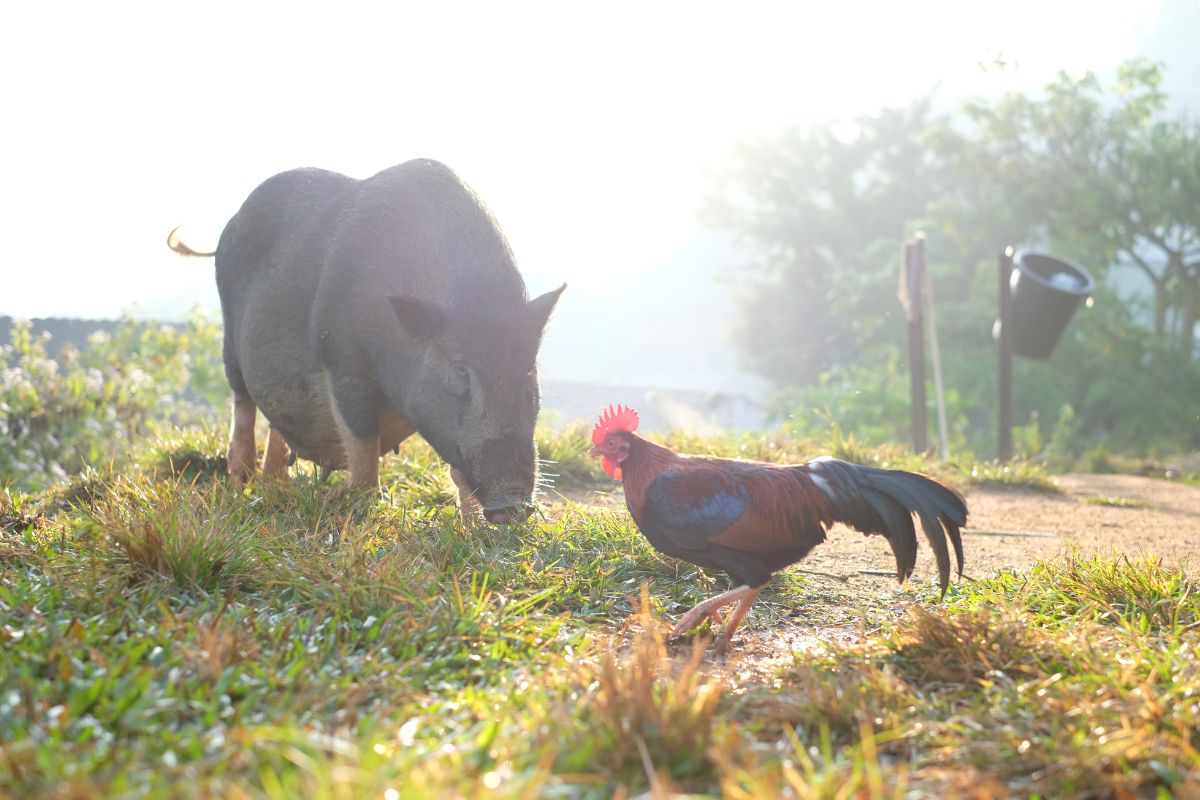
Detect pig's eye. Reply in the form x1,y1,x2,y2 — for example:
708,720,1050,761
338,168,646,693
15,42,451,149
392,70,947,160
448,363,471,398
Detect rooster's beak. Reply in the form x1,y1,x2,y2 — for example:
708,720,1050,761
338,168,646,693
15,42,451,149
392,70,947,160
587,445,601,457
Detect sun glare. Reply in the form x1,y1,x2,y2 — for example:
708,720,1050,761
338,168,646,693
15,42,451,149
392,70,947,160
0,0,1164,318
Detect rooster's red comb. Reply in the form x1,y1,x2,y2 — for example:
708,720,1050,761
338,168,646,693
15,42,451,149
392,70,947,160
592,404,640,445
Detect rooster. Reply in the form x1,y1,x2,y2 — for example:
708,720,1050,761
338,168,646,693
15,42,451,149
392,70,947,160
588,405,968,651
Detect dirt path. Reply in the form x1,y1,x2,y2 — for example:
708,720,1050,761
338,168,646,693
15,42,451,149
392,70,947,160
735,473,1200,663
559,474,1200,663
563,473,1200,587
797,472,1200,589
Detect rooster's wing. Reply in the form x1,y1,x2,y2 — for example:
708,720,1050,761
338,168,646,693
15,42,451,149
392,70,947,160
637,462,832,556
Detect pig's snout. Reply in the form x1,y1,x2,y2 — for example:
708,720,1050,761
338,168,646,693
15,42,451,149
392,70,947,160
483,492,533,525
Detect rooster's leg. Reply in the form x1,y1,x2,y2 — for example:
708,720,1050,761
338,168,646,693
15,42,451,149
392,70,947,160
670,584,759,640
713,586,765,653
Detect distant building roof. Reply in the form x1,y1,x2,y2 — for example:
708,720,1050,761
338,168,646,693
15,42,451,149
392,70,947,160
540,380,768,433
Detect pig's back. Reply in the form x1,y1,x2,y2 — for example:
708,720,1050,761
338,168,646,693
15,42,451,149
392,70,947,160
215,168,355,315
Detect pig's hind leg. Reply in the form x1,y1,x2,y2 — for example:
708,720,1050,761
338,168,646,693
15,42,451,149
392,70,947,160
223,331,258,485
228,394,258,485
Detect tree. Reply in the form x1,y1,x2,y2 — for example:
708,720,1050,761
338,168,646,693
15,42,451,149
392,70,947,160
705,100,947,385
951,61,1200,356
708,60,1200,455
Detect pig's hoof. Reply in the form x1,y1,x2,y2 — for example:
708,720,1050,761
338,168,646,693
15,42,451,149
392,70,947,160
328,483,378,510
459,510,486,530
227,454,255,485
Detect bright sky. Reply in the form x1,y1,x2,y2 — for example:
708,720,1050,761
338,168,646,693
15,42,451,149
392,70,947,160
0,0,1165,324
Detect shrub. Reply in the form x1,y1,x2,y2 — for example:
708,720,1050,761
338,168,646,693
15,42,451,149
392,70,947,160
0,313,225,491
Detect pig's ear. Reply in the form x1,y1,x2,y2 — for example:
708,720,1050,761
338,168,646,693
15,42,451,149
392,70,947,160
528,283,566,336
388,295,445,339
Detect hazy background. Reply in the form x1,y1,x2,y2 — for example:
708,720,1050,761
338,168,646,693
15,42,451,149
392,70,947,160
3,0,1195,398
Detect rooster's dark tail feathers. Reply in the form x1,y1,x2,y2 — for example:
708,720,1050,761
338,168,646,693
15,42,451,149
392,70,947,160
802,458,967,595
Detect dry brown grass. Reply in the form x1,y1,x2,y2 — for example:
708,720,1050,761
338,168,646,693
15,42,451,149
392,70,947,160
887,604,1069,686
549,586,731,793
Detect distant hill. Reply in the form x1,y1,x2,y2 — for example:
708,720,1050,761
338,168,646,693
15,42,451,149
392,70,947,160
0,316,130,355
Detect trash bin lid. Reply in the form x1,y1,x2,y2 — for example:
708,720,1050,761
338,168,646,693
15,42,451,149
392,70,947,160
1012,250,1095,296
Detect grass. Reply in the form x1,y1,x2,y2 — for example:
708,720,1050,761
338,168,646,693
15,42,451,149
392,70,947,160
953,458,1063,494
1,428,1195,797
1085,494,1152,509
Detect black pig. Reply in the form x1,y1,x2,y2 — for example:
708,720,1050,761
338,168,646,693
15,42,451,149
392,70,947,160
169,159,564,524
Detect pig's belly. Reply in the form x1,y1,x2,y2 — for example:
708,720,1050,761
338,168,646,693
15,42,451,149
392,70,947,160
245,369,418,472
248,370,347,470
231,304,415,470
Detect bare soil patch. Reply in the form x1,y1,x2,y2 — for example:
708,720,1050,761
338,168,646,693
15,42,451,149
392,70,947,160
559,473,1200,587
556,474,1200,657
740,473,1200,655
799,473,1200,587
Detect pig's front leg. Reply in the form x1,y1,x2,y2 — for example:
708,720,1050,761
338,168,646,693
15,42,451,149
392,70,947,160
262,427,291,477
450,467,484,527
326,372,382,490
342,434,382,488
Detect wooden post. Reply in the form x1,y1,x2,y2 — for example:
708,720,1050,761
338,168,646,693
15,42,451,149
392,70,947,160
918,235,951,460
998,246,1014,461
903,241,928,453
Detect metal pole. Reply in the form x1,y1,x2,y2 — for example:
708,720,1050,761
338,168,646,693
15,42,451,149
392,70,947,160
998,247,1014,461
906,243,928,453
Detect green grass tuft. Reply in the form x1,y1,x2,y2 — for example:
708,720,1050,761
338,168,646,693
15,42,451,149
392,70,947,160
141,427,230,482
547,588,729,791
954,457,1062,493
87,475,263,591
1084,494,1152,508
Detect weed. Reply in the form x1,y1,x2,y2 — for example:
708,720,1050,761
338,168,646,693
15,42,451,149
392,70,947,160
888,604,1070,685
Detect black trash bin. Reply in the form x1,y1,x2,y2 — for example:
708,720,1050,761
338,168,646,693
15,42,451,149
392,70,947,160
1005,250,1095,359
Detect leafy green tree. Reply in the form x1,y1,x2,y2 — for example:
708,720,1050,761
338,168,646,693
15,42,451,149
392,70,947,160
948,60,1200,354
705,100,947,384
709,60,1200,457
